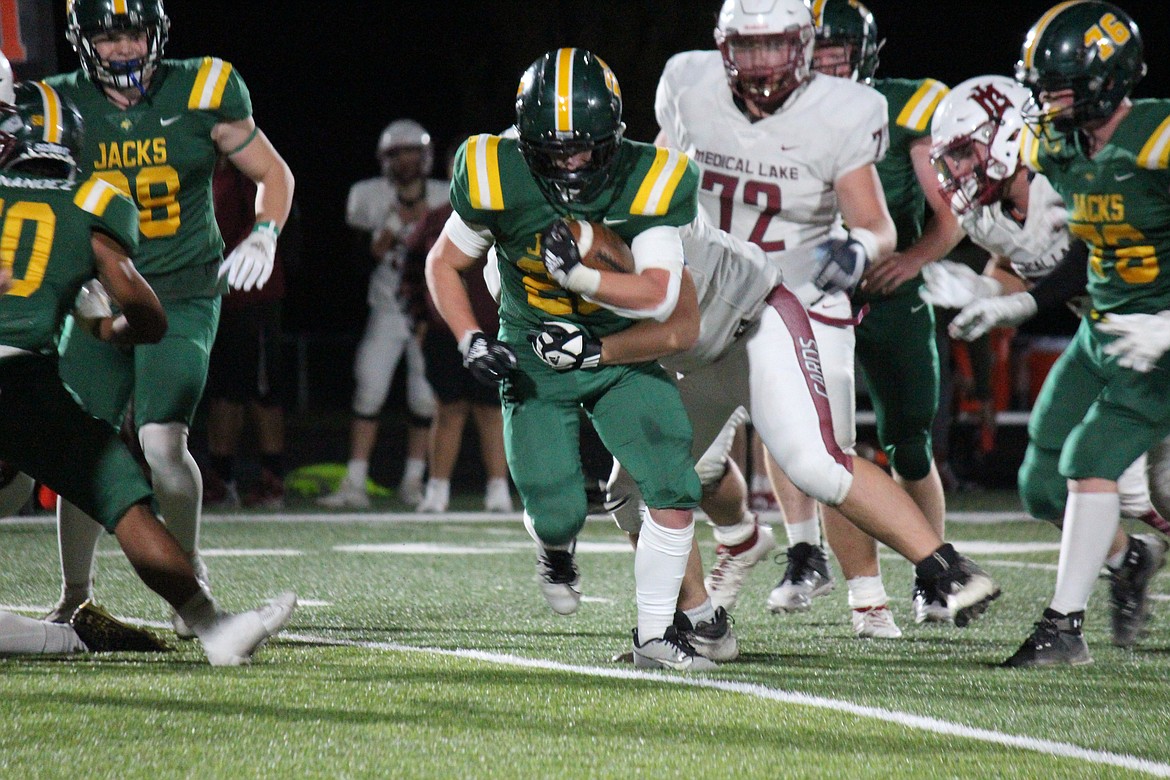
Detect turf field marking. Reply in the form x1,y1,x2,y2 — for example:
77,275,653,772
266,632,1170,778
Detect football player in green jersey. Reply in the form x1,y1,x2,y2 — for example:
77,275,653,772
427,48,712,670
0,83,295,663
42,0,295,636
811,0,965,627
1004,1,1170,667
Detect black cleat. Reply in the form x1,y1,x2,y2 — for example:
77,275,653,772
1002,609,1092,668
1109,533,1169,648
921,550,1001,628
70,601,173,653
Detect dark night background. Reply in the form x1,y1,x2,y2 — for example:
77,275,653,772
20,1,1170,487
43,0,1170,340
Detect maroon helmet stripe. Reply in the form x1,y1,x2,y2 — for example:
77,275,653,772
764,285,852,471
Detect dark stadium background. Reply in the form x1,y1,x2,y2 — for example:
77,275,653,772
37,1,1170,487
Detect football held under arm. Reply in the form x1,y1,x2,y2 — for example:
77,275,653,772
589,225,685,321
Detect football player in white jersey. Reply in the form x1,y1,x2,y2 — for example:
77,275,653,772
319,120,445,509
652,0,927,635
532,216,1004,631
923,74,1168,648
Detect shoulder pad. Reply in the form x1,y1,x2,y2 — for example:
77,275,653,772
187,57,234,110
895,79,949,132
627,147,692,217
1137,112,1170,170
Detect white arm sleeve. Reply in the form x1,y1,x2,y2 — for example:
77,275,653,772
443,210,494,258
595,225,684,322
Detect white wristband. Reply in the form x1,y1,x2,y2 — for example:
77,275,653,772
571,266,602,297
848,227,880,263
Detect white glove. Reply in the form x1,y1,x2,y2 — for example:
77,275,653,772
1097,311,1170,373
72,279,112,336
920,260,1003,309
219,221,278,291
948,291,1038,341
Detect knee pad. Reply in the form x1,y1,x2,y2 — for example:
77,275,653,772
609,466,644,535
0,470,34,517
1018,446,1066,525
138,422,190,468
782,450,853,507
885,432,933,482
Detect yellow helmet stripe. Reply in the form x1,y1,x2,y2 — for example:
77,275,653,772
1021,123,1043,173
74,178,120,217
630,148,689,216
30,82,62,144
112,0,129,13
1137,114,1170,170
1022,1,1082,70
555,48,575,134
466,134,504,210
188,57,233,110
810,0,828,25
895,79,949,131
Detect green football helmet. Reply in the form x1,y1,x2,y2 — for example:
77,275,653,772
0,81,84,181
515,48,625,208
66,0,170,92
810,0,882,84
1015,1,1145,132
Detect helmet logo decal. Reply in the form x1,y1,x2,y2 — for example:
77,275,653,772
970,84,1013,122
555,48,575,134
1083,12,1131,62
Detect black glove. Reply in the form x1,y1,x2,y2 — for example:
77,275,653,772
529,321,601,371
541,220,599,294
812,237,870,296
459,330,518,386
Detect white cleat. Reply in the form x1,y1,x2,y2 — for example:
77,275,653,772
416,481,449,514
317,478,371,509
766,543,835,613
199,591,298,667
536,546,581,615
632,626,718,671
398,476,424,507
851,605,903,639
704,521,777,611
483,480,514,513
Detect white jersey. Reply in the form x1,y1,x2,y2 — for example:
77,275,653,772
656,52,888,288
957,173,1069,281
346,176,449,310
664,218,782,373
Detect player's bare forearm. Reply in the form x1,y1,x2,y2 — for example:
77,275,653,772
599,270,698,364
91,233,166,344
426,231,483,338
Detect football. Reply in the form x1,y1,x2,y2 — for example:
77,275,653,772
567,220,636,274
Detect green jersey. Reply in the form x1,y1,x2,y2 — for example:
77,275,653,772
45,58,252,295
0,174,139,354
874,78,949,251
450,134,699,338
1024,99,1170,315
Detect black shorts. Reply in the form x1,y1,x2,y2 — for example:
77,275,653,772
423,326,501,405
206,302,284,406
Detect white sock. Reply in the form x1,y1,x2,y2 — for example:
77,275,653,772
0,611,85,653
1050,491,1121,615
785,516,821,547
139,423,202,553
635,516,693,641
683,599,716,626
1106,546,1127,571
346,459,369,487
712,511,756,548
177,589,221,636
423,478,450,503
403,458,426,483
486,476,510,494
847,575,888,610
57,497,102,593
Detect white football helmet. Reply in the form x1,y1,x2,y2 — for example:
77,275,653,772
0,51,14,104
930,75,1032,215
714,0,815,114
377,118,434,181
